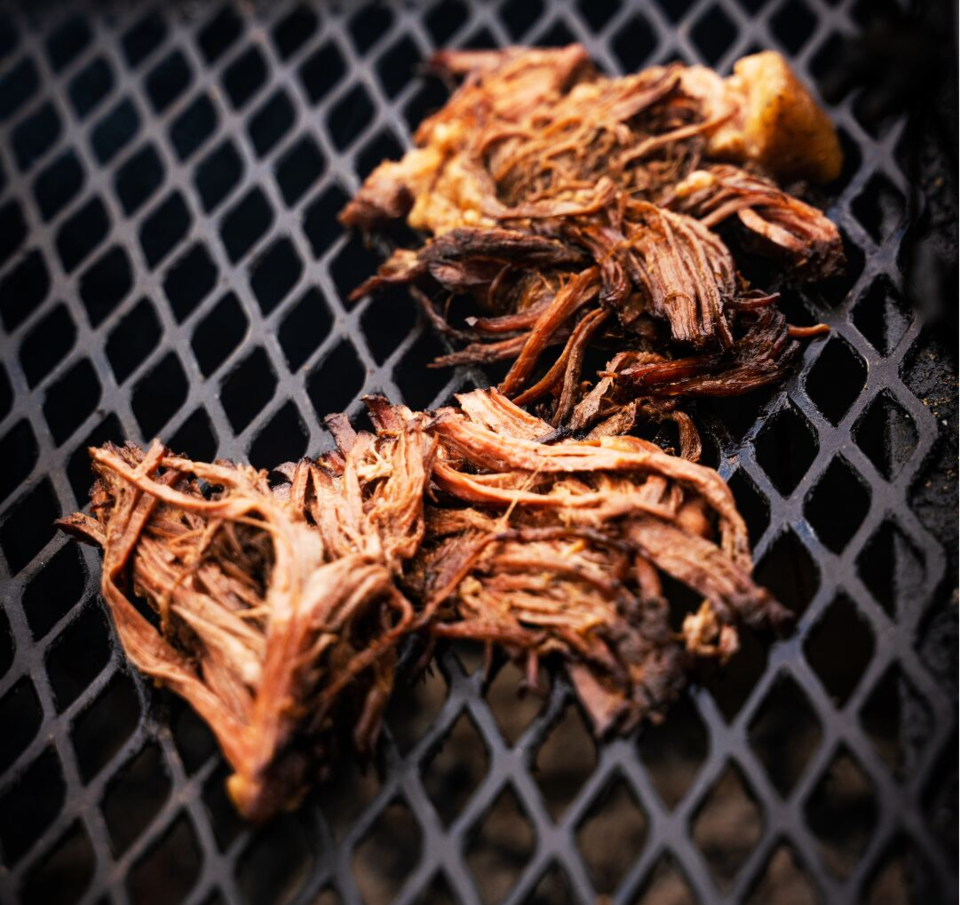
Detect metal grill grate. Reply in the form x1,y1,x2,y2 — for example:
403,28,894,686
0,1,955,904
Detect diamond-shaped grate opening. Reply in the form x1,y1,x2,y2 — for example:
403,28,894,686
0,58,39,122
307,338,366,419
21,543,86,639
770,0,818,54
127,812,203,905
804,746,878,878
745,843,819,905
803,591,875,706
691,6,737,65
145,49,192,114
195,138,244,213
13,102,61,172
804,335,867,425
0,3,954,904
164,242,219,322
638,692,709,809
58,196,110,273
859,662,932,780
168,407,218,462
422,709,488,825
0,746,66,865
856,519,925,617
1,248,50,330
1,479,60,574
101,742,172,855
1,678,42,772
853,276,913,356
34,149,85,220
279,286,333,371
192,292,248,378
237,813,314,905
863,833,938,905
577,775,648,895
169,92,218,161
165,693,215,775
727,468,771,544
753,402,819,496
692,763,764,890
140,191,191,268
249,401,309,470
749,673,822,796
220,346,278,433
0,418,38,501
360,287,418,365
852,172,906,244
634,854,696,905
80,244,133,327
467,786,535,905
250,236,304,314
612,14,658,71
20,304,77,388
525,862,575,905
533,703,596,820
705,624,770,722
394,328,452,410
804,455,871,553
114,143,164,215
132,352,189,439
91,96,140,163
45,602,111,711
44,358,101,446
121,11,166,66
753,528,820,615
21,820,96,905
327,82,375,151
854,390,919,480
222,46,268,111
273,5,319,59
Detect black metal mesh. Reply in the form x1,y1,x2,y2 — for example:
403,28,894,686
0,1,956,904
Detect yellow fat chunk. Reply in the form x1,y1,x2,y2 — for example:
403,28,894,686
725,51,843,184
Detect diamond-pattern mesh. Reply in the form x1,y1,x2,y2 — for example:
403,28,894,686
0,1,956,904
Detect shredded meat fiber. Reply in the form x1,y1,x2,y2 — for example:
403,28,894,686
61,390,790,816
410,389,791,734
341,46,844,443
60,408,436,820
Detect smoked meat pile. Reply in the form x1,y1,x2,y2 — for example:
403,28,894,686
341,46,845,440
55,46,845,820
59,410,436,821
61,390,790,818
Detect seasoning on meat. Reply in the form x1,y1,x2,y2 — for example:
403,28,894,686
58,410,435,821
341,46,844,438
